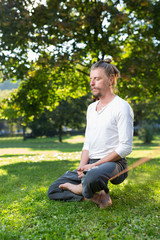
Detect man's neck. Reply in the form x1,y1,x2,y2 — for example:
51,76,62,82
96,93,116,112
99,92,115,106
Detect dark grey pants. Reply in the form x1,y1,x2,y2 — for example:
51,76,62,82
48,158,128,201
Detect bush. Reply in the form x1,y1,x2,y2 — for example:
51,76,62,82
138,122,154,143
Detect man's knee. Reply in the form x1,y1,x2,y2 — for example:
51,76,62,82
82,168,110,198
82,173,98,198
82,170,102,192
83,169,98,184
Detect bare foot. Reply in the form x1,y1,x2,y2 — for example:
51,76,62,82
91,193,101,205
99,190,112,209
82,194,101,203
59,183,83,195
88,190,112,209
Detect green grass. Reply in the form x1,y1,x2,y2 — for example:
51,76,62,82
0,135,159,240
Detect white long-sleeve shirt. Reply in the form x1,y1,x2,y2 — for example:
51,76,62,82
82,95,134,159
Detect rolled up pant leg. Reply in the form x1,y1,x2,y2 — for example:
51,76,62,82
82,160,127,199
48,170,83,202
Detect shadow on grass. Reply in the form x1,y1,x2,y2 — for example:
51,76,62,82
0,137,83,152
0,154,37,158
0,159,79,187
1,135,160,153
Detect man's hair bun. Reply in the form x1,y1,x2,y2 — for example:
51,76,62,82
104,56,112,64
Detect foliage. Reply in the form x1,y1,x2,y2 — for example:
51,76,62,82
0,0,33,80
116,0,160,122
0,0,160,123
0,90,19,121
12,61,90,119
0,135,159,239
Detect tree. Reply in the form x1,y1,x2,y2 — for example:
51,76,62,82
28,94,90,142
0,0,130,121
0,0,130,79
0,0,34,80
0,0,159,127
12,59,90,119
117,0,160,123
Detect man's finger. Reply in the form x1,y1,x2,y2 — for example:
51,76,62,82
78,173,83,179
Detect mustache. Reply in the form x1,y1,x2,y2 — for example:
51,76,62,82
91,87,100,90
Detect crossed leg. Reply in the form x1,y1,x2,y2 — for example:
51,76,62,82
59,183,83,195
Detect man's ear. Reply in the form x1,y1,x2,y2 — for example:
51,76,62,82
109,75,114,86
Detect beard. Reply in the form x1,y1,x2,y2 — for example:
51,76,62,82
93,92,102,98
92,88,102,98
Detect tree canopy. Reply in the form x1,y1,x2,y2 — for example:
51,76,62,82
0,0,160,123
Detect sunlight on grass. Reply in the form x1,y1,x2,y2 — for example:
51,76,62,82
63,135,85,143
0,169,8,176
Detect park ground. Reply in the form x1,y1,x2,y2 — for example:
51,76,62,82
0,135,159,240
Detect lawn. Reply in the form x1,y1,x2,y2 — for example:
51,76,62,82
0,135,159,240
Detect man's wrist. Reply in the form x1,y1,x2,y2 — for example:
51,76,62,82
91,163,96,167
78,164,85,170
92,160,101,167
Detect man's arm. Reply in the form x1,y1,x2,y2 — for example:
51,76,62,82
93,151,121,166
79,150,90,167
77,150,89,178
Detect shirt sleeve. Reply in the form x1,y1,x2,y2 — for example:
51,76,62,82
115,102,134,158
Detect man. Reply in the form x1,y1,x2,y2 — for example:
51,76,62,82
48,58,134,208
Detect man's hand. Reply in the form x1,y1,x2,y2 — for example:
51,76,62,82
77,166,84,179
77,164,95,179
81,164,95,171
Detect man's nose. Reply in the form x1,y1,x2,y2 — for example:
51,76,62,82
90,79,95,86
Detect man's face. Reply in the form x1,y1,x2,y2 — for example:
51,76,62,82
90,68,110,98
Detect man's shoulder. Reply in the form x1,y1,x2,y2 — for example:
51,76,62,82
114,95,131,107
113,96,133,116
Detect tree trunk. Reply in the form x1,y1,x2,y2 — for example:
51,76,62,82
58,125,62,142
10,121,13,137
23,126,26,140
